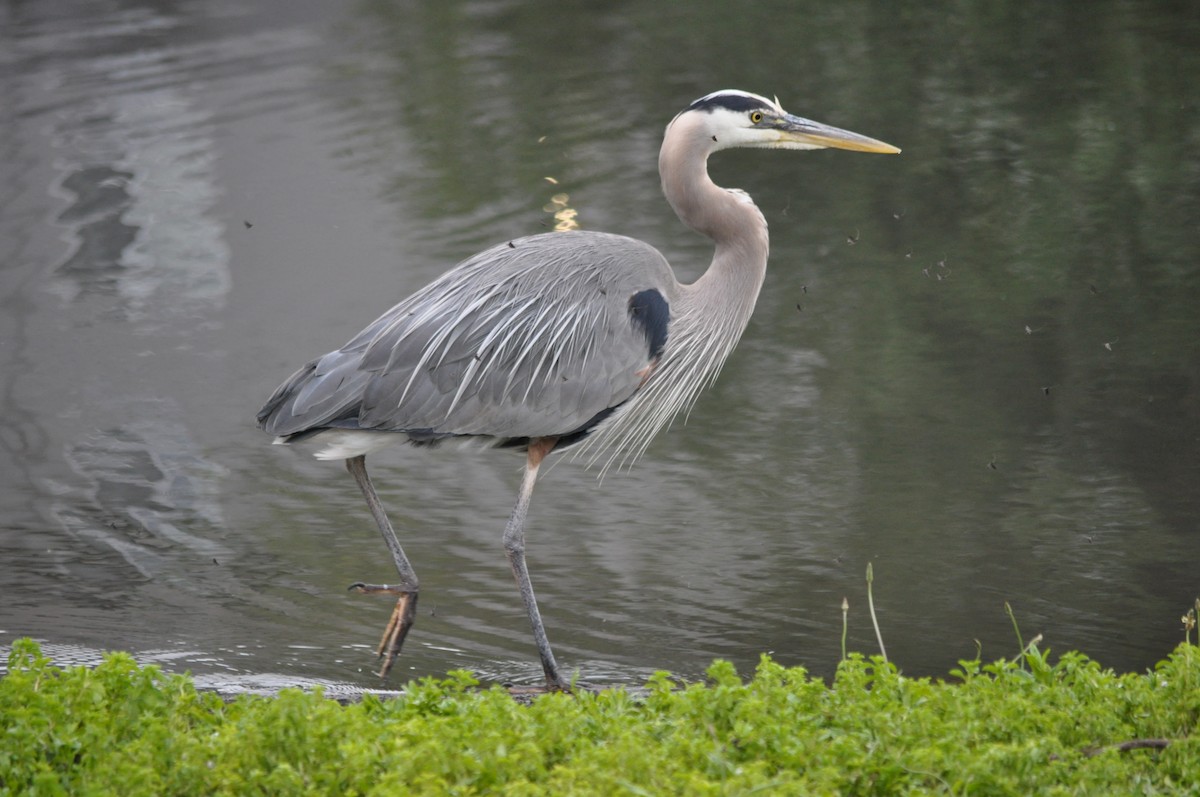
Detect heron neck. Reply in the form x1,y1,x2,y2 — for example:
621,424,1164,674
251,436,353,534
659,135,770,326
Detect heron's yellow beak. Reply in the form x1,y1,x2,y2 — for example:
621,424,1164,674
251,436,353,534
778,113,900,154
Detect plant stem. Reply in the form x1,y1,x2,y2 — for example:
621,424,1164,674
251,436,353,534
1005,601,1024,651
841,597,849,663
866,562,887,663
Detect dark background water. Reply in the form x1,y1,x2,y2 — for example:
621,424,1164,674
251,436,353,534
1,0,1197,691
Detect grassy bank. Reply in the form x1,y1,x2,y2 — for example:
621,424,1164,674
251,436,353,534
2,637,1197,795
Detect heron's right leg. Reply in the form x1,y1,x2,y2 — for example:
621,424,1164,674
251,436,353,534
344,455,418,678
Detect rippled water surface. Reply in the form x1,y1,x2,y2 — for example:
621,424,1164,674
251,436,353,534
2,1,1198,692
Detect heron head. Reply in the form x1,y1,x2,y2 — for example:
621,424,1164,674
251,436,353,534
672,89,900,155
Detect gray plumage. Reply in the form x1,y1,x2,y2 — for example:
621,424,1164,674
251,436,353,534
258,232,672,452
257,89,898,688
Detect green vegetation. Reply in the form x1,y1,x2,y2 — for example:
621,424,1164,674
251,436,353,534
2,636,1197,796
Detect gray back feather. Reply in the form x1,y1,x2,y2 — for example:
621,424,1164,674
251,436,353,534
258,232,678,443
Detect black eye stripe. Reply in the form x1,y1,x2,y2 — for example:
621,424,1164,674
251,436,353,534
688,93,774,115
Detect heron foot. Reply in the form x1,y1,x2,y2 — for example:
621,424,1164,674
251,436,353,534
348,582,418,678
348,581,410,595
506,680,587,700
547,675,576,693
507,675,595,697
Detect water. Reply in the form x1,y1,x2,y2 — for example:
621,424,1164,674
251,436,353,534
1,0,1197,692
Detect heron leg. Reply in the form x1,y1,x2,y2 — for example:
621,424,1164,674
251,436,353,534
503,437,568,690
344,455,419,678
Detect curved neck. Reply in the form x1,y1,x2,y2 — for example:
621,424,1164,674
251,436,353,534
570,120,774,471
659,118,770,324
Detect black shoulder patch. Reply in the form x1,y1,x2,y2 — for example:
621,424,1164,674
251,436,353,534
628,289,669,360
688,92,773,115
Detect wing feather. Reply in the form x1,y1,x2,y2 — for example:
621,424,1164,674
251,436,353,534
257,231,677,444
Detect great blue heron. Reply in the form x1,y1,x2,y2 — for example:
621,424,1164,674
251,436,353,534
257,89,898,689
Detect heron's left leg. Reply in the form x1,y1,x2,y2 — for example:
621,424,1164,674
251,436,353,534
503,437,568,690
344,455,419,678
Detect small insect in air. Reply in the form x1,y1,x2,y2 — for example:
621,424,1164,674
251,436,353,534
923,258,952,281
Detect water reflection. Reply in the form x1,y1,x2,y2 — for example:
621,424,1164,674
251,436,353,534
0,0,1196,692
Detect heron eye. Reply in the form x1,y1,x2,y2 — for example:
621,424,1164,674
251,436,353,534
750,111,764,124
